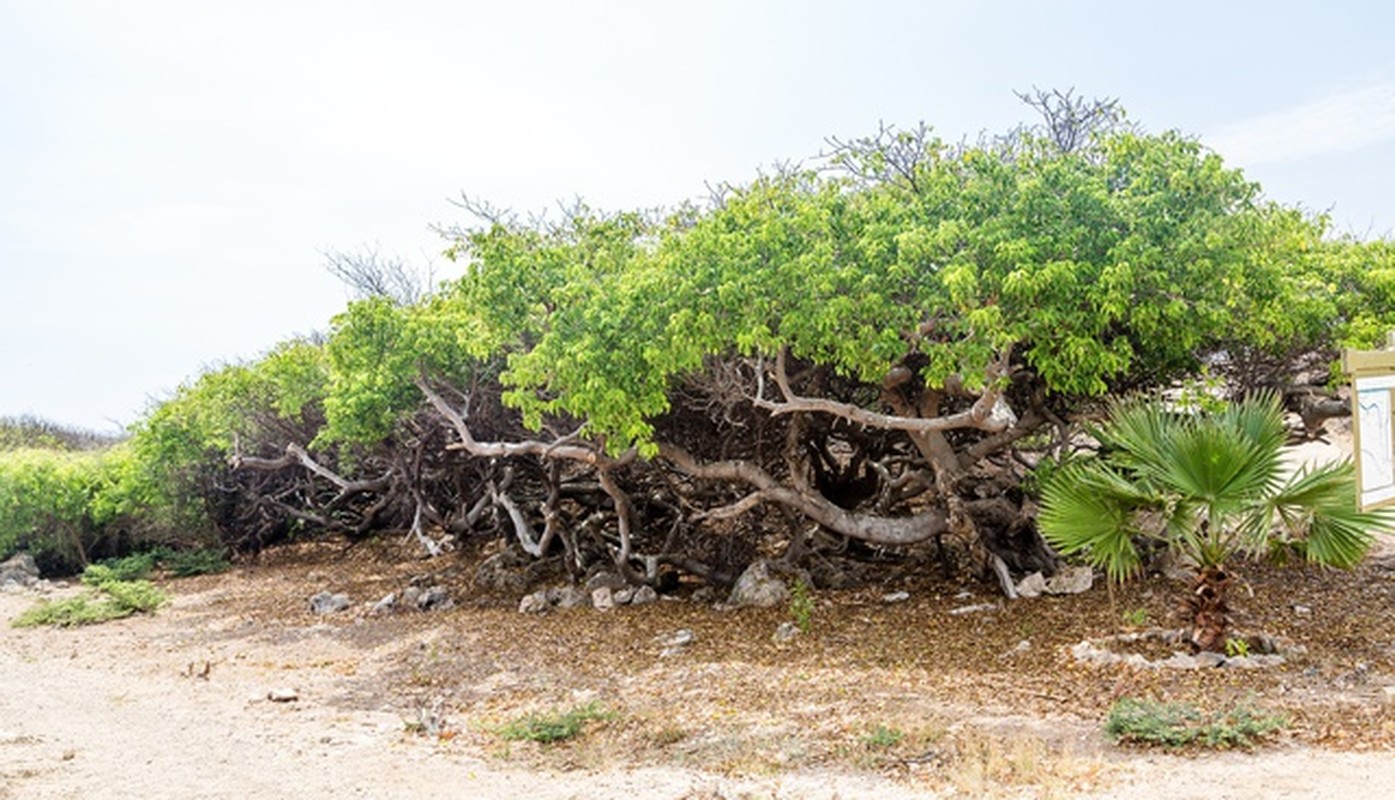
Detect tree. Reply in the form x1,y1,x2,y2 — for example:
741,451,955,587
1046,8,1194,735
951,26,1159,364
1037,394,1392,651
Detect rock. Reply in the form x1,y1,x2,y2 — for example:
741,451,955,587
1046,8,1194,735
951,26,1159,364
585,571,626,592
368,593,397,616
728,560,789,608
630,585,659,605
592,586,616,611
0,553,39,587
772,621,801,643
267,688,300,703
656,628,695,648
415,585,453,612
613,587,635,605
473,550,532,593
401,586,422,608
518,590,550,614
999,639,1031,659
554,585,591,609
1381,686,1395,706
308,591,350,615
1044,565,1093,595
691,586,719,604
1226,654,1286,669
948,602,998,616
1015,571,1047,599
1292,604,1313,616
881,591,911,604
1195,651,1227,668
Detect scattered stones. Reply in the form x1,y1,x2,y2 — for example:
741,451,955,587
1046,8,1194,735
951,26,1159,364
772,621,801,643
267,688,300,703
1044,565,1094,595
1069,629,1289,670
308,591,350,615
630,585,659,605
881,591,910,604
728,560,789,608
592,586,616,611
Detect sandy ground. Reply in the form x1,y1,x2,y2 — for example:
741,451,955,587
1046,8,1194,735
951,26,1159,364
4,574,1395,800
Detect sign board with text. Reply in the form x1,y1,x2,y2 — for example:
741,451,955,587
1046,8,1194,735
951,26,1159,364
1343,349,1395,511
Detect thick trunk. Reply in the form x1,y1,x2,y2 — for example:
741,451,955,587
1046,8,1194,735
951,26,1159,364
1186,564,1231,653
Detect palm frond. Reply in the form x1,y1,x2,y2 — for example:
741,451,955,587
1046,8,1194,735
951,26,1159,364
1038,462,1152,582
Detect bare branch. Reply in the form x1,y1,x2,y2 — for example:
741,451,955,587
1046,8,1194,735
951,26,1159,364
659,444,947,547
752,347,1017,435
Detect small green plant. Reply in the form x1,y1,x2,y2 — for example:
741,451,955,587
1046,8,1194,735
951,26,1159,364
863,724,906,750
789,579,815,633
157,547,231,577
12,579,168,628
497,702,614,744
1105,697,1287,749
1121,608,1149,627
1225,637,1251,658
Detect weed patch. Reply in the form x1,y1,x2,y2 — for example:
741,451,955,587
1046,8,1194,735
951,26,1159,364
1105,697,1287,749
12,580,168,628
498,702,614,744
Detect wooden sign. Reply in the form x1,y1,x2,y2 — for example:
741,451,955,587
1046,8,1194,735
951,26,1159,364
1343,348,1395,511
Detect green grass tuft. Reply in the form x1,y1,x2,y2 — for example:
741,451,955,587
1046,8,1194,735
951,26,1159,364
12,579,168,628
497,702,614,744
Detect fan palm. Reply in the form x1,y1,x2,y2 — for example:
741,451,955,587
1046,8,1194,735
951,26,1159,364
1039,392,1392,652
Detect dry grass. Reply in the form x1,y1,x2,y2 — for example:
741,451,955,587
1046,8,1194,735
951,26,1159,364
143,538,1395,795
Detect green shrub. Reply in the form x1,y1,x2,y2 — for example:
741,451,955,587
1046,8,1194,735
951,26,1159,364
11,579,168,628
863,724,906,749
157,547,231,577
497,702,613,744
1105,697,1287,749
82,553,158,585
789,579,815,633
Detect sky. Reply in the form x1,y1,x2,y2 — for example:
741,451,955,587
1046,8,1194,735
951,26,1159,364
3,0,1395,433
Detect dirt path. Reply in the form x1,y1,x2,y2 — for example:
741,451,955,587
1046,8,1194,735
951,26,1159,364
0,584,936,800
4,549,1395,799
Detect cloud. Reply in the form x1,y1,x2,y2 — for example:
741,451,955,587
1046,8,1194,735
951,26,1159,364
1206,82,1395,165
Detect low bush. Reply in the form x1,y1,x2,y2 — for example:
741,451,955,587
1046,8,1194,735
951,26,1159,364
11,579,168,628
1105,697,1287,749
497,702,613,744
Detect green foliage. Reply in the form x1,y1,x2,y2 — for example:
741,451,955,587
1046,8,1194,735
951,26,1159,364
1038,394,1394,581
81,553,157,585
496,702,614,744
1105,697,1287,749
12,579,167,628
863,724,906,749
1225,637,1252,658
789,579,815,633
1121,608,1149,627
156,547,231,577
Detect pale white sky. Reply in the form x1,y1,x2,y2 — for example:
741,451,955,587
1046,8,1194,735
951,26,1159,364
3,0,1394,432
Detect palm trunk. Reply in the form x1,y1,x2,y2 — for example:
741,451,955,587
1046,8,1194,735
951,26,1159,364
1185,564,1230,653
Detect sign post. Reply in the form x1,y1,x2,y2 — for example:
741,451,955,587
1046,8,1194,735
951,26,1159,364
1342,347,1395,511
